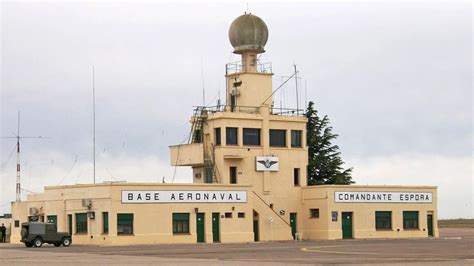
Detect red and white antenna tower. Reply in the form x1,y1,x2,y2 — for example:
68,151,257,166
2,111,43,201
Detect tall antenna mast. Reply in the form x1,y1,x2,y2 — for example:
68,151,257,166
294,64,299,115
92,66,96,184
201,57,206,106
1,111,43,201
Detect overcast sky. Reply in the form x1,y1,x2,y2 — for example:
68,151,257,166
1,1,472,218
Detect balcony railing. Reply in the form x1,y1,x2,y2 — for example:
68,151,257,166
226,60,273,75
193,105,306,116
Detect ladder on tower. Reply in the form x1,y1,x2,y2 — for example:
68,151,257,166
189,107,207,144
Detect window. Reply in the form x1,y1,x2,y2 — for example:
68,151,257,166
226,127,238,145
310,209,320,218
214,128,221,146
294,168,300,186
230,166,237,184
173,213,190,234
14,220,19,227
270,129,286,147
75,213,87,234
243,128,261,146
102,212,109,234
117,213,133,235
238,212,245,218
46,215,57,225
403,211,419,229
375,211,392,230
225,212,233,218
291,130,302,148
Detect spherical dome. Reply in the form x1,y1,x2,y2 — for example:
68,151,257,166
229,13,269,54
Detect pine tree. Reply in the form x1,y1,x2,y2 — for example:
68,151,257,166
306,101,354,185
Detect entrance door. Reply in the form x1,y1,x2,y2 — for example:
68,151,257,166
253,210,259,242
212,213,220,242
196,213,205,243
342,212,353,239
67,214,72,235
427,214,434,237
290,213,297,240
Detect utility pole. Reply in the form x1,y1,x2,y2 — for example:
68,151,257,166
1,111,43,201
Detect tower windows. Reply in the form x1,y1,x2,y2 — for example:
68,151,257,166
214,128,221,146
270,129,286,147
291,130,302,148
243,128,261,146
226,127,238,145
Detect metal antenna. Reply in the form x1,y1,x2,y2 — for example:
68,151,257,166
305,80,308,109
92,66,96,184
1,111,44,201
201,57,206,106
294,64,299,115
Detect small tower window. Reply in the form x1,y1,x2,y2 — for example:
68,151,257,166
226,127,238,145
270,129,286,147
214,128,221,146
291,130,302,148
243,128,261,146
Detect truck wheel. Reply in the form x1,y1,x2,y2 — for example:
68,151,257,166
25,242,33,248
62,237,71,247
53,242,61,247
33,237,43,248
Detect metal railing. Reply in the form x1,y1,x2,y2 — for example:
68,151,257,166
225,60,273,75
193,105,306,116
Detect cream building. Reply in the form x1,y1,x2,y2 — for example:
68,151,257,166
9,13,438,245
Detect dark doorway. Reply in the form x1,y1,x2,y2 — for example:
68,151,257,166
427,214,434,237
230,167,237,184
67,214,72,235
196,213,205,243
212,213,220,242
342,212,353,239
290,213,297,239
253,210,259,242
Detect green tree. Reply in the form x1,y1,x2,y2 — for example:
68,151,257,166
306,101,354,185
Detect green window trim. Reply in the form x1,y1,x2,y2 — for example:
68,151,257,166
75,213,88,234
102,212,109,234
173,213,190,234
375,211,392,230
403,211,419,229
117,213,134,235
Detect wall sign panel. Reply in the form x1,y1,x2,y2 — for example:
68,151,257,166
256,156,279,171
122,190,247,203
335,191,432,203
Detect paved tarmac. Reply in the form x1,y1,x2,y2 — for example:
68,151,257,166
1,228,473,265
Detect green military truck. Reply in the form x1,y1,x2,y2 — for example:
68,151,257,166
20,222,71,248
